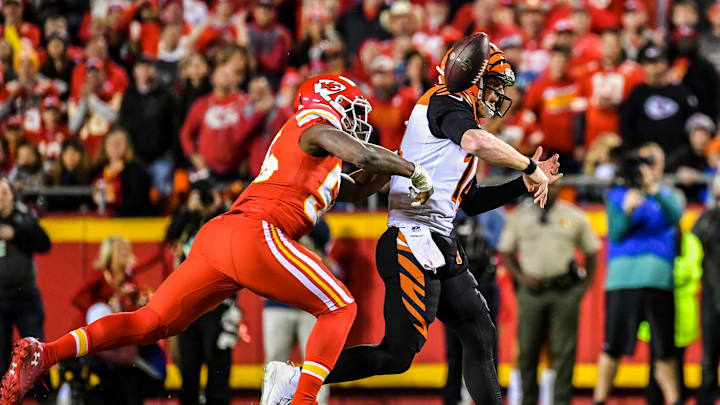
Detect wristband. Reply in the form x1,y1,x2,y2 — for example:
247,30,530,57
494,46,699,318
523,158,537,175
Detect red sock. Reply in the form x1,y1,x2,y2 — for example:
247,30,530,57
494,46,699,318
45,306,165,366
292,302,356,405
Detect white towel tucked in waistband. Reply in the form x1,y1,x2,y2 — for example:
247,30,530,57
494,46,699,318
398,225,446,272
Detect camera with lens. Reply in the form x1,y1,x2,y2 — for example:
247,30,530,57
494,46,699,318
614,151,655,189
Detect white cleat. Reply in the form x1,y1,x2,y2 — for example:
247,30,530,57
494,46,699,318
260,361,300,405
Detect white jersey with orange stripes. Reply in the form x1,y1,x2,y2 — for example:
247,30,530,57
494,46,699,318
388,88,478,236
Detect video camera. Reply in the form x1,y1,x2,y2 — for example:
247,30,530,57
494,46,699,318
614,150,655,189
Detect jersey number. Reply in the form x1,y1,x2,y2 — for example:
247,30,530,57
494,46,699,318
452,154,477,206
304,164,342,223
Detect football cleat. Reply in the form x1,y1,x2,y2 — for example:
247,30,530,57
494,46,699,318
0,338,49,405
260,361,300,405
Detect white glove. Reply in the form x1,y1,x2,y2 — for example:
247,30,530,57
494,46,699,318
409,163,433,207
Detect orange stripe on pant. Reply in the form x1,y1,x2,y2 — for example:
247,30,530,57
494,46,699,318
397,252,428,339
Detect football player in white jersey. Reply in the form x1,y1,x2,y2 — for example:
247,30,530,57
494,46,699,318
262,33,563,405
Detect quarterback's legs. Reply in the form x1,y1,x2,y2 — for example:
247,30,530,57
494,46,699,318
326,228,440,383
437,270,502,405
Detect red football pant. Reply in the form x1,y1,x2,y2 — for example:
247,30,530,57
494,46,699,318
45,215,356,405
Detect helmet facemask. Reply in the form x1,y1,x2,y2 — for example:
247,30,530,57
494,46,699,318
478,74,513,118
335,94,373,142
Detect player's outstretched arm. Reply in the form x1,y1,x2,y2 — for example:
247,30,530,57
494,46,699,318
300,124,433,205
460,129,552,207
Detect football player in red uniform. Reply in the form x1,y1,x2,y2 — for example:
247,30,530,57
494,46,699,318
0,75,434,405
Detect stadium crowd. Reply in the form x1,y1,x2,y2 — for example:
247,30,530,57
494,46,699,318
0,0,717,214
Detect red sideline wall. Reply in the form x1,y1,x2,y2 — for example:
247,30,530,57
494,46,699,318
32,208,705,389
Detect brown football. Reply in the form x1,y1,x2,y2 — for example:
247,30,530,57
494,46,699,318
444,33,490,93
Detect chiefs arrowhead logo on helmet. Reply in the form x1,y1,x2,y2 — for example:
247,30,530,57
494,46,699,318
295,75,373,142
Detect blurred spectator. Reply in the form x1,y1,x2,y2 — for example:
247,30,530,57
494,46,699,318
0,0,41,49
517,1,549,81
0,175,50,376
69,235,165,405
376,0,422,65
395,50,430,124
579,28,645,152
69,38,129,158
669,25,720,119
126,0,165,59
500,186,600,405
245,0,293,87
218,44,255,92
0,39,14,81
692,178,720,405
180,64,270,180
583,132,622,179
178,52,212,119
247,74,293,177
92,128,153,216
413,0,460,67
119,57,178,196
568,6,602,68
42,15,84,62
366,55,404,150
165,180,242,405
671,1,699,30
291,6,338,72
32,95,70,169
39,31,75,98
335,0,390,55
0,49,56,137
3,115,26,165
191,0,244,57
48,139,92,211
621,43,699,157
700,2,720,73
155,22,189,87
523,45,582,173
621,0,656,61
452,0,498,38
263,219,334,405
8,142,45,190
594,143,683,405
667,113,714,201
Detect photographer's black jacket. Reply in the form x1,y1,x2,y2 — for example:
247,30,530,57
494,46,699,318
0,207,51,293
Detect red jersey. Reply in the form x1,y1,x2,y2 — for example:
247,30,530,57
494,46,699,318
229,104,343,240
523,73,581,154
580,61,644,148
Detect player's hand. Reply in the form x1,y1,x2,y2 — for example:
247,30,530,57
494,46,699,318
409,163,433,207
409,186,433,207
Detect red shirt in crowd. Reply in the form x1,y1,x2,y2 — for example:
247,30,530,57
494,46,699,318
247,21,293,77
523,72,581,154
180,91,265,174
69,60,129,101
71,269,140,315
580,60,644,148
27,124,70,162
248,105,293,177
195,23,239,54
367,92,408,152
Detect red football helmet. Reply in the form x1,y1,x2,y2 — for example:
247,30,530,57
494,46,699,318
294,74,373,141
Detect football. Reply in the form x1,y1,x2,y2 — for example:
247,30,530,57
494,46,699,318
444,32,490,93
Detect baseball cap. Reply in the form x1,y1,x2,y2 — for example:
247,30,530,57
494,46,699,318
370,55,395,73
256,0,274,8
624,0,646,13
638,43,667,64
685,112,716,134
6,115,23,128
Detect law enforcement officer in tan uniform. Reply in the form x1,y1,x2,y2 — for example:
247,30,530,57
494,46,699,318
499,186,600,405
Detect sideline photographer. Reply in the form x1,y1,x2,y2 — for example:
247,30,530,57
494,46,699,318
594,143,684,405
165,180,246,405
